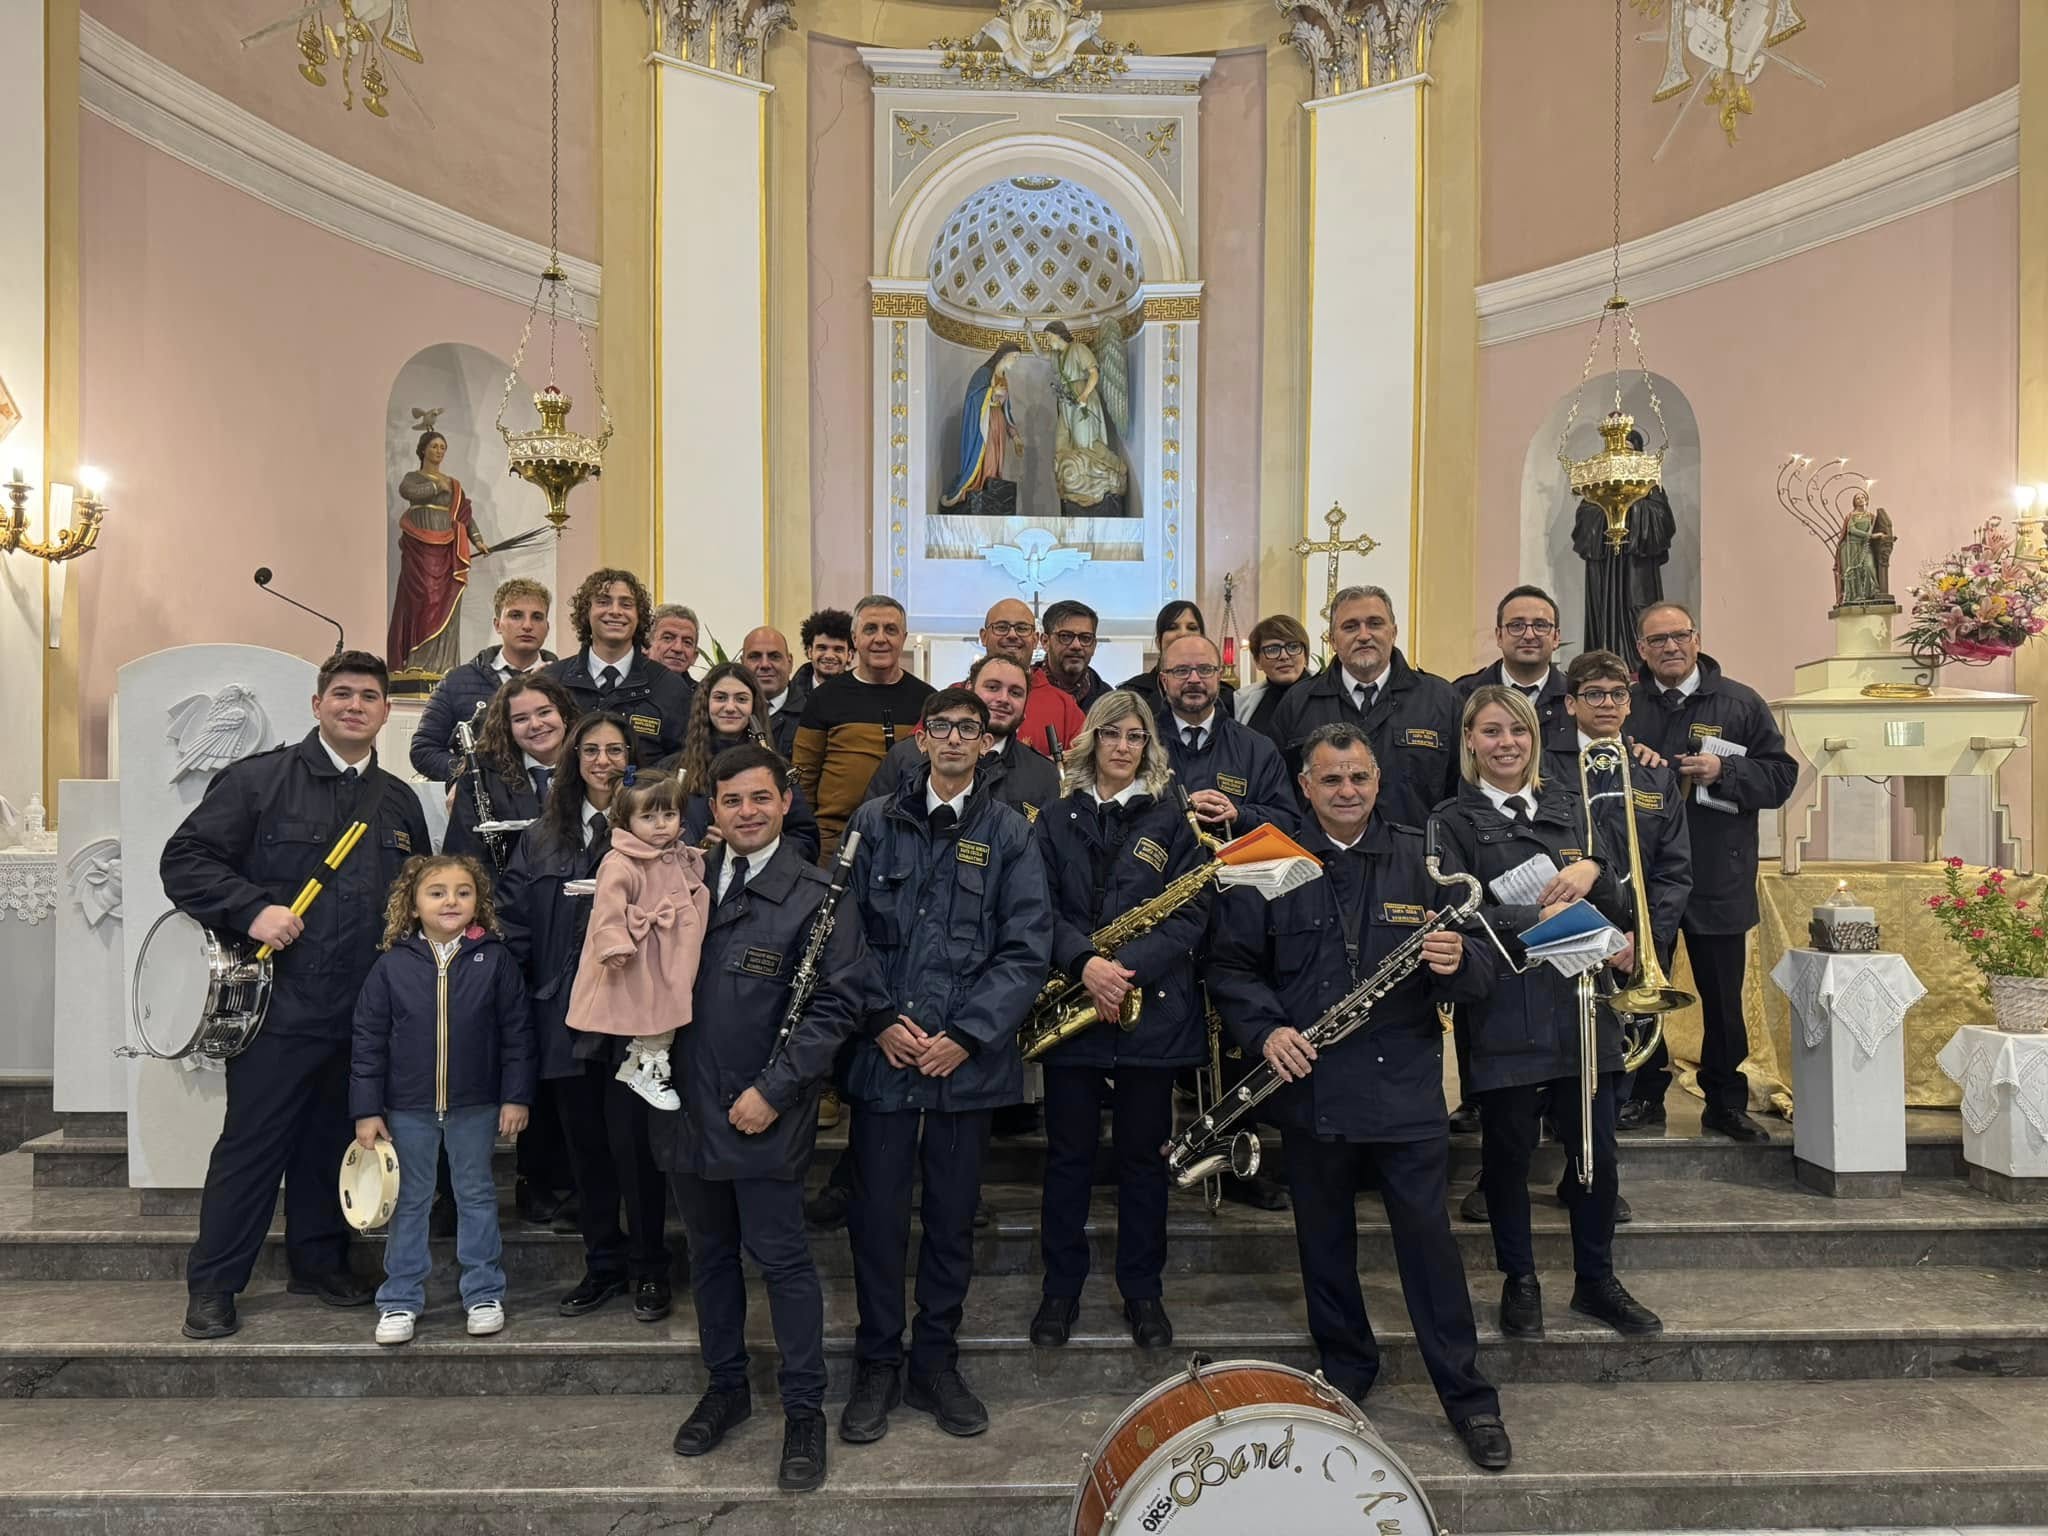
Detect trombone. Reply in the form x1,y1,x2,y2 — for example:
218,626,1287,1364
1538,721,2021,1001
1571,737,1696,1188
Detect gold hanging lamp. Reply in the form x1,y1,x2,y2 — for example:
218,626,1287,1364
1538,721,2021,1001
496,0,611,534
1559,0,1671,552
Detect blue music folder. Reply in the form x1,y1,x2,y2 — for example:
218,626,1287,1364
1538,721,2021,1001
1517,902,1615,949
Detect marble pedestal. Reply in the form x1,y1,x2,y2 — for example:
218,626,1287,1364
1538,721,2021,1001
1771,949,1923,1198
0,847,57,1080
1937,1022,2048,1202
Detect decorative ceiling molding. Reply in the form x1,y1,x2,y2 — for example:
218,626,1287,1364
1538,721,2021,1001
642,0,794,81
79,16,600,314
1280,0,1448,101
1478,86,2016,348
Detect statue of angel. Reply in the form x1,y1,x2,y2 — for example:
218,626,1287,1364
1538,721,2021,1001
1034,319,1131,514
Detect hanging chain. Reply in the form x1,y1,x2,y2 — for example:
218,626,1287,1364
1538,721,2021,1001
547,0,563,381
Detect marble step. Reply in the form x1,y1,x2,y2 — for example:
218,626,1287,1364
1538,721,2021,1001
2,1264,2043,1402
3,1174,2042,1287
3,1377,2046,1533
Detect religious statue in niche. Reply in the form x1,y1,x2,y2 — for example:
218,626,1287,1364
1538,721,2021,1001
388,417,488,686
941,341,1026,517
1571,427,1677,657
1035,319,1132,519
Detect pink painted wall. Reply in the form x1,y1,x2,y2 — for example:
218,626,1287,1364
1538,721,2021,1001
1475,182,2018,706
1481,0,2018,282
87,0,598,261
1196,47,1267,633
73,114,600,775
807,34,876,607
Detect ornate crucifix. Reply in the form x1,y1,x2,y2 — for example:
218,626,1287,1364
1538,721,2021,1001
1293,503,1379,621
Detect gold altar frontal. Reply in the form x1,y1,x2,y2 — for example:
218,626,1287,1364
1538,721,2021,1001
1657,862,2036,1115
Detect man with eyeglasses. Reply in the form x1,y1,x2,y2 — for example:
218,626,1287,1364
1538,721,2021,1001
1038,599,1114,713
1627,602,1796,1142
1159,634,1298,837
1272,584,1460,833
1454,586,1576,756
835,688,1051,1446
978,598,1083,754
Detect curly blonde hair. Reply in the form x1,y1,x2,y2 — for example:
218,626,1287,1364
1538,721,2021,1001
379,854,500,950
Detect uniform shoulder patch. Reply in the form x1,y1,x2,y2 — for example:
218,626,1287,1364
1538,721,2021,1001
1131,836,1169,873
1215,772,1249,797
1401,727,1444,750
956,839,991,867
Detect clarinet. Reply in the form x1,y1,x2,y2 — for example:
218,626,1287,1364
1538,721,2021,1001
1044,725,1064,767
881,710,896,750
767,830,863,1068
453,701,507,871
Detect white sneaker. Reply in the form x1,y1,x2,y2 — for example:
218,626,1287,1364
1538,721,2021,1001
624,1056,680,1111
466,1300,506,1336
374,1310,416,1346
614,1052,637,1084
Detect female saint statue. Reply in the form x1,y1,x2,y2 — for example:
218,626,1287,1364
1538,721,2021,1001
387,429,488,678
1039,319,1131,516
941,342,1025,511
1833,490,1895,609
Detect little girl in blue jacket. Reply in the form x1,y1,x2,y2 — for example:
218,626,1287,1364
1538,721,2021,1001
351,853,536,1345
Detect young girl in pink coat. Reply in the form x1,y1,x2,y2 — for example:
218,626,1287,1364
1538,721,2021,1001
566,772,711,1109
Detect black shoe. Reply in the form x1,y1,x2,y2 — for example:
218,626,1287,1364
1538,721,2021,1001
1499,1273,1543,1337
558,1272,628,1317
549,1196,582,1235
1448,1101,1481,1135
1455,1413,1512,1471
1701,1108,1772,1143
1124,1297,1173,1348
1571,1276,1663,1335
1030,1295,1079,1347
429,1192,458,1239
182,1291,238,1340
904,1368,989,1438
805,1182,853,1232
286,1268,375,1308
839,1360,901,1444
1221,1173,1289,1212
515,1180,567,1225
1458,1185,1488,1223
634,1277,673,1323
1616,1100,1665,1133
779,1410,829,1493
1553,1182,1634,1224
973,1198,992,1231
672,1386,752,1457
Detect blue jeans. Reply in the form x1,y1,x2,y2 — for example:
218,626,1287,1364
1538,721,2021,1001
377,1105,505,1314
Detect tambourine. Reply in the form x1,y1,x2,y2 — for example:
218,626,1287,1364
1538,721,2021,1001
339,1137,401,1232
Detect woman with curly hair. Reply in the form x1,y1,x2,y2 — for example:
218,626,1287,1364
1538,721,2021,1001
662,661,821,861
542,566,694,767
349,853,535,1347
445,673,577,869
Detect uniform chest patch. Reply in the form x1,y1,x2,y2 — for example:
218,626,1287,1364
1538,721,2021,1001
1132,837,1169,873
1560,846,1586,862
1688,722,1722,744
1632,788,1664,811
1021,802,1040,823
1379,901,1424,925
956,839,991,867
394,830,413,853
1215,772,1249,797
740,947,783,978
631,713,662,738
1401,728,1443,750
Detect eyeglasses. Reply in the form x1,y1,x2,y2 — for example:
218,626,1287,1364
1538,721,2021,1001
1096,728,1150,747
1050,629,1098,647
1642,629,1697,650
1502,619,1557,637
923,717,986,741
1574,687,1631,706
985,621,1034,638
578,742,629,761
1162,664,1221,681
1257,641,1307,660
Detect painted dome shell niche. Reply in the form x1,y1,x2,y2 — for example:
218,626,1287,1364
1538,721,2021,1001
927,175,1143,326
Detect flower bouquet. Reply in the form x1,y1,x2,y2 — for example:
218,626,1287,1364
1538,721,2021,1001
1901,518,2048,669
1927,858,2048,1031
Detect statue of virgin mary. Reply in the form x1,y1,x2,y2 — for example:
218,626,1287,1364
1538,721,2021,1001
941,341,1025,513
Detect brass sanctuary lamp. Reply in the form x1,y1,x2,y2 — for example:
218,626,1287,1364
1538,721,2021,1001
1569,405,1665,551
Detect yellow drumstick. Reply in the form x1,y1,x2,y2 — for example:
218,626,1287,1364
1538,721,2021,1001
255,820,369,961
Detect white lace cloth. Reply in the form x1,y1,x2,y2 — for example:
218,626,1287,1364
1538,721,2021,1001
1937,1024,2048,1142
1770,949,1927,1060
0,850,58,925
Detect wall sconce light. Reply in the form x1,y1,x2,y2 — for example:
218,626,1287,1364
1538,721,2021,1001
2,466,107,563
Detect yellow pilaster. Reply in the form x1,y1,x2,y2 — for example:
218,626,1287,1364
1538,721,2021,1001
596,0,657,580
763,30,812,634
1258,39,1310,625
2017,6,2048,860
44,0,81,810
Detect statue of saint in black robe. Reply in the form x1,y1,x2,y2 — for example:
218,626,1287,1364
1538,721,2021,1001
1572,483,1676,658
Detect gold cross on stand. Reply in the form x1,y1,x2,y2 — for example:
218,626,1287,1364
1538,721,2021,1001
1293,502,1380,621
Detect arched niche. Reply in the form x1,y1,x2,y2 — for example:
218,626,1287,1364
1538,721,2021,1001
1519,371,1701,659
383,343,558,668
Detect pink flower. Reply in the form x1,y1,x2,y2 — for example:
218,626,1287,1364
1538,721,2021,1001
1978,886,1990,897
1954,896,1970,908
1949,856,1967,868
1972,927,1988,939
1928,895,1945,908
2019,900,2030,911
2033,927,2043,939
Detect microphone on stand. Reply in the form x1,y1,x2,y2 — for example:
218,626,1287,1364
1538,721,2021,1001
253,567,346,657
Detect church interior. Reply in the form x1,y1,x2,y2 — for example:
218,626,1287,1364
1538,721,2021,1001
1,0,2046,1529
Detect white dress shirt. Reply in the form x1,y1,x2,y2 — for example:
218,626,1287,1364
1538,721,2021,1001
717,837,779,901
1478,778,1538,822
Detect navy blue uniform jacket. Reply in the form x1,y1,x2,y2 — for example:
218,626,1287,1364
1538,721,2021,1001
1627,655,1799,934
840,768,1052,1112
444,760,543,865
1035,789,1209,1070
349,931,536,1118
649,841,868,1182
1428,779,1630,1092
544,649,694,769
1271,652,1460,832
409,646,557,782
863,733,1059,824
160,732,431,1041
1204,816,1494,1142
496,821,607,1081
1161,711,1300,836
1453,661,1576,757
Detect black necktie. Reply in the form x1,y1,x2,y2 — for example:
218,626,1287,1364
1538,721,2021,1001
340,767,359,787
1509,798,1532,827
1661,687,1685,712
929,804,959,836
722,855,749,905
530,766,552,802
1182,726,1202,751
587,810,607,844
1520,684,1541,701
598,664,620,698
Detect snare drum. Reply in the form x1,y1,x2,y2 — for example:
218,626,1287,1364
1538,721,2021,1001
129,909,272,1062
1070,1358,1440,1536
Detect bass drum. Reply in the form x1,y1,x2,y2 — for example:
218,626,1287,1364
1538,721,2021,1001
1071,1358,1440,1536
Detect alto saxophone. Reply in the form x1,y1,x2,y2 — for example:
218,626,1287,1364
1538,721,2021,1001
1019,790,1225,1062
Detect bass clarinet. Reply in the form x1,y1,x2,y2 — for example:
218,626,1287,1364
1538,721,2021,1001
1165,827,1485,1189
454,700,508,870
767,830,862,1068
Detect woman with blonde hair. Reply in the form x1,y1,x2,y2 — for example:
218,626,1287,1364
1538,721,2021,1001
1029,689,1211,1351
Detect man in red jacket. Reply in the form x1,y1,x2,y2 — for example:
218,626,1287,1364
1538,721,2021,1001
978,598,1082,756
